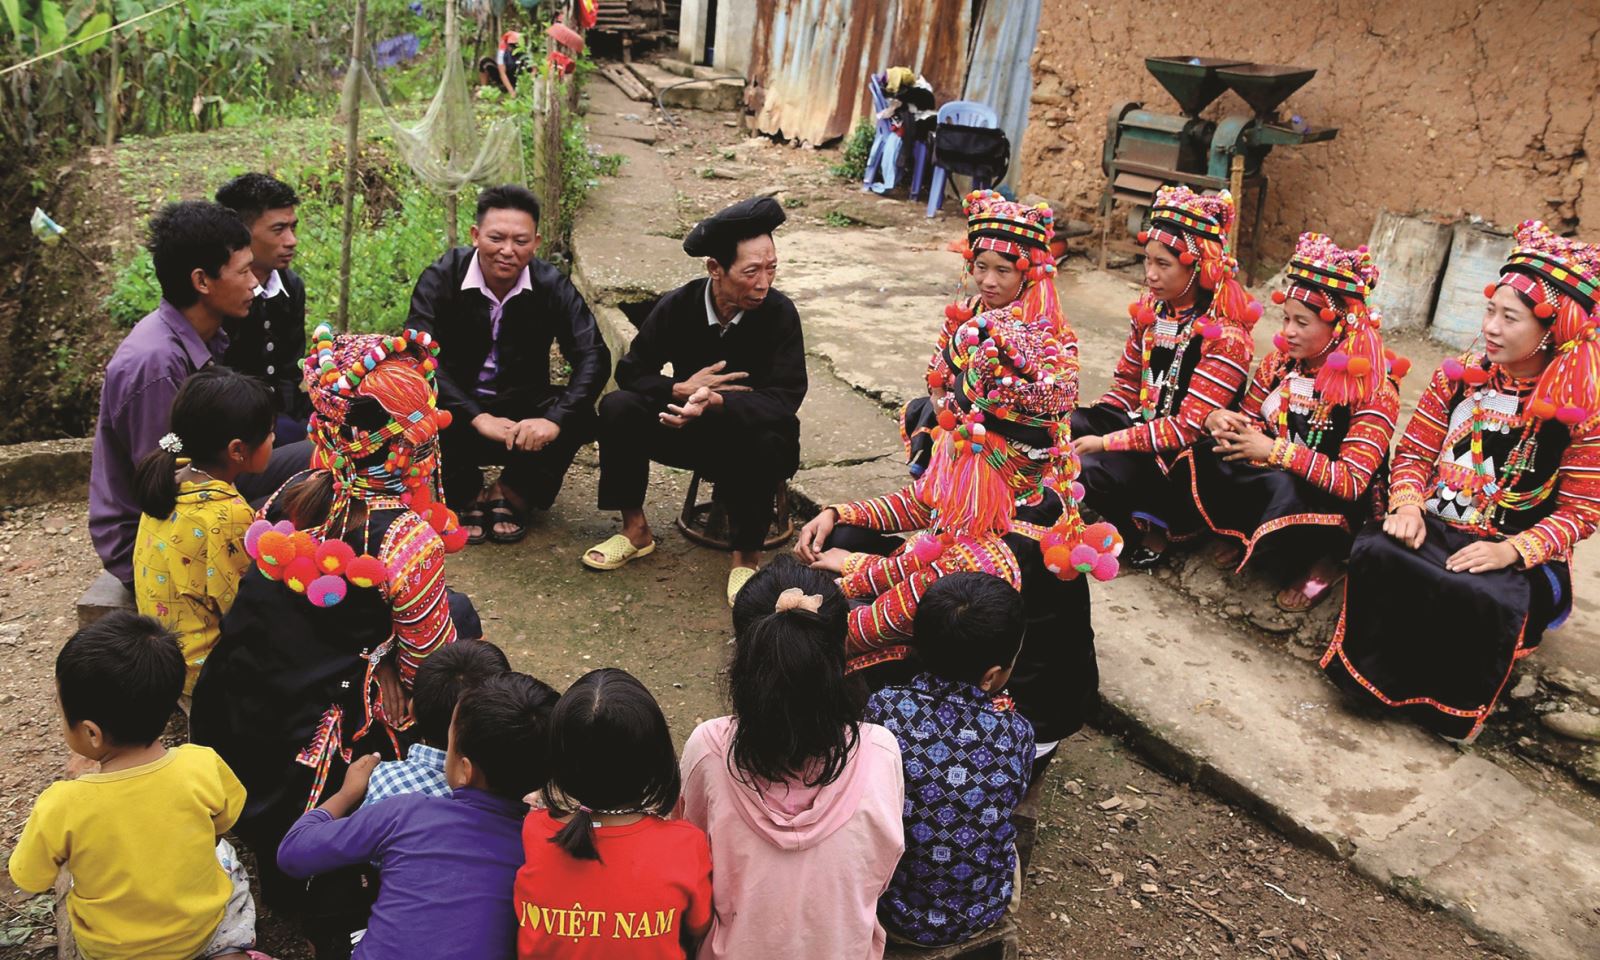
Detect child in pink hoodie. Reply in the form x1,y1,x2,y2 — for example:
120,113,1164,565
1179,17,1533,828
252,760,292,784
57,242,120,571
679,557,905,960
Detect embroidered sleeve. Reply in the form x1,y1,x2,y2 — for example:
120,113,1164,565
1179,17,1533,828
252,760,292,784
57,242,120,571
1388,362,1458,512
846,566,945,653
1103,324,1253,454
380,512,457,686
1270,381,1399,501
832,486,932,533
1508,415,1600,567
1238,355,1281,424
1093,319,1145,414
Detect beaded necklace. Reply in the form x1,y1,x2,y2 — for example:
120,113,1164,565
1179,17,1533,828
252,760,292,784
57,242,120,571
1438,372,1556,531
1272,363,1334,449
1137,302,1200,421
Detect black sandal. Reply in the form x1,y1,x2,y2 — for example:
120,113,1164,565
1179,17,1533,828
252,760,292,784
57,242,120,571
484,498,529,544
459,504,489,545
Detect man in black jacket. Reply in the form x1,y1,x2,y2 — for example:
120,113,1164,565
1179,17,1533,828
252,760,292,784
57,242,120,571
216,173,311,433
407,184,610,543
584,196,806,605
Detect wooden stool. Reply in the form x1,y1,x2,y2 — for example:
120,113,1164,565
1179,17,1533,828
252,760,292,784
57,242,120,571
675,470,794,550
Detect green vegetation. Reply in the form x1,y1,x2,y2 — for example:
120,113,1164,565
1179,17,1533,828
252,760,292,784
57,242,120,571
829,118,875,181
1,0,438,155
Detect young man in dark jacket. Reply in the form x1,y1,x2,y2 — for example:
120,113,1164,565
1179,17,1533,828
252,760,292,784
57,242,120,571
584,196,806,605
406,184,610,543
215,172,311,433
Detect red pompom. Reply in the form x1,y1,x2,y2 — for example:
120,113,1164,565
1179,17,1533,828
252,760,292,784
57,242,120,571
440,527,470,554
435,409,453,430
346,555,389,590
1319,307,1338,322
1015,257,1031,272
1245,301,1263,321
1137,230,1149,244
1483,283,1499,300
1136,306,1157,326
1534,301,1555,319
1389,356,1412,379
315,539,356,575
936,409,958,431
1179,251,1196,266
1462,366,1492,386
1271,290,1287,305
284,557,318,594
945,304,961,321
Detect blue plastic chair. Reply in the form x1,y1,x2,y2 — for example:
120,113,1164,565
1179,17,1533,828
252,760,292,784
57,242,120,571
926,100,1001,217
862,73,932,198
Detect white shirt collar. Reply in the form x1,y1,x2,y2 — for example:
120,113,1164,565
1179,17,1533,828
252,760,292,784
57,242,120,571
258,269,285,300
461,254,533,309
705,280,744,336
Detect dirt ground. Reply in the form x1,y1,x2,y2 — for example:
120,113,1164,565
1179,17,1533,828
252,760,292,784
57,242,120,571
0,456,1508,958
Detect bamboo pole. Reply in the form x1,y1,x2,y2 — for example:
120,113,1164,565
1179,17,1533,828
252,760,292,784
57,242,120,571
336,0,367,332
105,10,120,146
443,0,458,248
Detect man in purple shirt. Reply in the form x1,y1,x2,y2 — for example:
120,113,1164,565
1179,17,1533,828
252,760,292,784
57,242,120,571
90,201,310,587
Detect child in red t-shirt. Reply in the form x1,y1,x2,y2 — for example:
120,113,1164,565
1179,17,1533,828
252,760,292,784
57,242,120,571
515,668,712,959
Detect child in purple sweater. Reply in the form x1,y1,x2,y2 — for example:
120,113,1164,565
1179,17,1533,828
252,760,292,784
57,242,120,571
277,672,558,960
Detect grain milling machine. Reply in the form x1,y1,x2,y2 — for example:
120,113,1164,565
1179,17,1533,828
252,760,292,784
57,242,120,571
1100,56,1338,277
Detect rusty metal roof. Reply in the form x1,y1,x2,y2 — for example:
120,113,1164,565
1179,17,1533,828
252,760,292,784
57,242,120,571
748,0,971,144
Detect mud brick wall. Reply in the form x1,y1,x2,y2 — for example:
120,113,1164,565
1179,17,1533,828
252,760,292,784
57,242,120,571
1021,0,1599,265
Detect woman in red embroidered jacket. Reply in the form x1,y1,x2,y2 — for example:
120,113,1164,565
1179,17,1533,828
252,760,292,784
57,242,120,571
192,327,477,947
1186,233,1404,612
795,194,1116,762
1071,185,1261,568
1321,221,1600,740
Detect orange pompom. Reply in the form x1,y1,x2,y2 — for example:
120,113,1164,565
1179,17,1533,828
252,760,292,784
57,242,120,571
1347,357,1371,376
1529,398,1558,421
256,531,293,567
1042,544,1073,573
288,531,318,561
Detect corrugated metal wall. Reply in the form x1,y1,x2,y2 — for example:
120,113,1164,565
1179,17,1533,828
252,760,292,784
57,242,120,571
747,0,971,145
961,0,1039,190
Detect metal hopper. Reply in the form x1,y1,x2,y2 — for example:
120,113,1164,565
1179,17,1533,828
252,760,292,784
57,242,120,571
1143,56,1248,117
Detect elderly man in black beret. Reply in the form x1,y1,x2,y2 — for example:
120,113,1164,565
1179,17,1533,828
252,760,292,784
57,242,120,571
584,196,806,604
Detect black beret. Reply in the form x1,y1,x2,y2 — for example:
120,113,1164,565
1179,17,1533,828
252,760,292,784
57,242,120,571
682,196,787,257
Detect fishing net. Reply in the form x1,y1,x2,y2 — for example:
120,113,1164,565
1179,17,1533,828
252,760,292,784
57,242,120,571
339,30,524,197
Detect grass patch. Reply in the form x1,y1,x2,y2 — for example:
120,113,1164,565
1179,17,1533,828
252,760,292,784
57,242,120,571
829,119,876,181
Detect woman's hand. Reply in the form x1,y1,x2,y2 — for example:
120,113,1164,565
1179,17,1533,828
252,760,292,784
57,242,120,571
794,508,838,564
374,658,408,729
1206,410,1249,438
1072,434,1106,456
1445,539,1520,574
1216,425,1273,463
808,547,851,574
1382,505,1427,550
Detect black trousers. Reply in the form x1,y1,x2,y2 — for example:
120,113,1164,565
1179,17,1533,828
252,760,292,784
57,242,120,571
596,389,800,552
439,388,594,512
825,516,1099,746
1072,404,1199,548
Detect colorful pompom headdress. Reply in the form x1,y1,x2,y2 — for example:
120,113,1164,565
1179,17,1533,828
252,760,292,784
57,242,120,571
1472,219,1600,428
1131,185,1261,338
920,288,1121,582
1268,232,1404,404
244,324,468,607
943,190,1067,335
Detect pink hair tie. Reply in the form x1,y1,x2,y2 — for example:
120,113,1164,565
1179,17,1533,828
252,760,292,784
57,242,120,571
774,588,824,614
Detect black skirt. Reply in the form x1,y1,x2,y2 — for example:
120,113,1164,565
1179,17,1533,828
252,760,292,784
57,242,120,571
1185,440,1369,568
1320,519,1571,739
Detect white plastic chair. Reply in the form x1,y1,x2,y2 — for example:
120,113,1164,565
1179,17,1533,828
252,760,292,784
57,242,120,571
926,99,1001,217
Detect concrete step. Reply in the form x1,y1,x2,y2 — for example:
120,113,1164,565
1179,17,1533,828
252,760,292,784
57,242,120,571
1093,571,1600,960
626,60,743,112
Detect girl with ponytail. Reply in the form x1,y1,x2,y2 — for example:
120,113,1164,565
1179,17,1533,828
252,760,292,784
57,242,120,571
131,367,275,695
516,668,711,959
1187,232,1406,612
1323,220,1600,741
680,557,905,960
1071,185,1262,568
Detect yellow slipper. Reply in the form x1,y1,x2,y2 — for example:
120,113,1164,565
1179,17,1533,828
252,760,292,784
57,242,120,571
727,566,757,607
582,534,656,571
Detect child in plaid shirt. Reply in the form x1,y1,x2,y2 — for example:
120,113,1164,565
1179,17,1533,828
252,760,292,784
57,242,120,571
362,639,510,807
